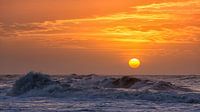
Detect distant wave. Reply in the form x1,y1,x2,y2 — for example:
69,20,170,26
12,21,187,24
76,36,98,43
6,72,200,104
179,75,200,80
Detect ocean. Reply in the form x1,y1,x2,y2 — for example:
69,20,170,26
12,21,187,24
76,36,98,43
1,72,200,112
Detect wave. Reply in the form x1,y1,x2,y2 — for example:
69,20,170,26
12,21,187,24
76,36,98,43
6,72,200,104
100,76,193,92
179,75,200,80
7,72,61,96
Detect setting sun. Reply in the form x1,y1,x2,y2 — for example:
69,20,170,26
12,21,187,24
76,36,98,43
128,58,141,69
0,0,200,111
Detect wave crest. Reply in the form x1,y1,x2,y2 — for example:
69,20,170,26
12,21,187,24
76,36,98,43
8,72,60,96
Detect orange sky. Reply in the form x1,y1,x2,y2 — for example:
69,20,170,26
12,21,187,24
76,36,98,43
0,0,199,75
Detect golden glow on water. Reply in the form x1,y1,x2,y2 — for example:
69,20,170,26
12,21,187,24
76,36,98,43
129,58,141,69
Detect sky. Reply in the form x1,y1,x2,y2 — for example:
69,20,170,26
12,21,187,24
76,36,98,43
0,0,200,75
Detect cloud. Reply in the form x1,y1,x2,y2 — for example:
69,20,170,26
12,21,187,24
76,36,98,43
133,0,200,14
0,0,199,49
134,0,199,9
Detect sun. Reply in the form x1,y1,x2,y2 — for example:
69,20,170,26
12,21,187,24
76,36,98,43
128,58,141,69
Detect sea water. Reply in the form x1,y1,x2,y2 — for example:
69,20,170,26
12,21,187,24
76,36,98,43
1,73,200,112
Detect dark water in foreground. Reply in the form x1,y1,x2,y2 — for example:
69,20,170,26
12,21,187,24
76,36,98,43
1,73,200,112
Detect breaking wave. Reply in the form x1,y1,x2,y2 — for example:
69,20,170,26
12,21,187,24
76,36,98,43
7,72,200,103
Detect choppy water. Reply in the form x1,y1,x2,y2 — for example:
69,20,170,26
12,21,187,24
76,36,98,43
1,73,200,112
